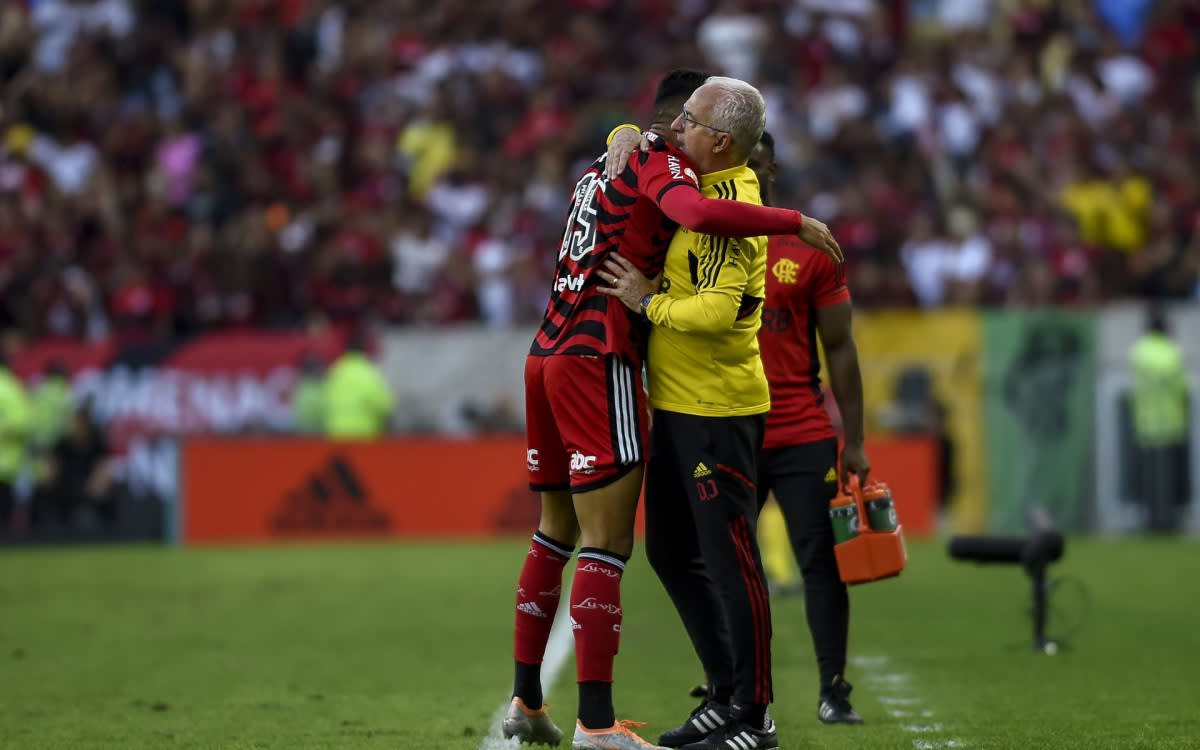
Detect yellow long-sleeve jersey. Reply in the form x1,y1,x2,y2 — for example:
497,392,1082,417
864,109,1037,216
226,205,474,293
645,163,770,417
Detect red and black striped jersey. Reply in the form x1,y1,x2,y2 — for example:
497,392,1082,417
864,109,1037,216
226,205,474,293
759,234,851,449
530,139,703,361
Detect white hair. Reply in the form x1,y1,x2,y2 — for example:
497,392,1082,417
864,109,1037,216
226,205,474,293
702,76,766,162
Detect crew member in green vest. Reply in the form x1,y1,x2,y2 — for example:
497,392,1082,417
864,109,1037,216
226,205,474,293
323,334,394,439
291,353,326,435
1129,307,1191,533
0,352,31,529
29,361,73,452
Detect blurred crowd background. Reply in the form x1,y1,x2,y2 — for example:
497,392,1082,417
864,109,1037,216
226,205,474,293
0,0,1198,347
0,0,1197,540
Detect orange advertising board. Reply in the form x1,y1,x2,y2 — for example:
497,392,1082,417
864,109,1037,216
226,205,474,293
857,436,940,536
181,436,939,543
182,437,541,542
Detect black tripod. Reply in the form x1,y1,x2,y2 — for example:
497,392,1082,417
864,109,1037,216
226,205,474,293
948,507,1065,654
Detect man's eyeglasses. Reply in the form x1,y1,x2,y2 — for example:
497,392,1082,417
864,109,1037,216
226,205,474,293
682,109,728,134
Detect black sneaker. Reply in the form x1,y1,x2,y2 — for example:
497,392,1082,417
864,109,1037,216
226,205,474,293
680,718,777,750
817,675,863,725
658,693,732,748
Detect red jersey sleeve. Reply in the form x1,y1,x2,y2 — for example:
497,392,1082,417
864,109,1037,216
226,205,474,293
634,149,804,237
659,188,805,236
636,148,701,205
812,253,851,307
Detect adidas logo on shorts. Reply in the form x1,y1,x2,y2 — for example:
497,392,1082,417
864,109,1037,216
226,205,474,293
694,462,712,478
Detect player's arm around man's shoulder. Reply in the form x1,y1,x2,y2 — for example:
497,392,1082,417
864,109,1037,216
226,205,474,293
604,129,836,246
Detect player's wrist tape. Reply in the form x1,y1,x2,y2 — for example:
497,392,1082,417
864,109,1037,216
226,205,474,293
607,123,641,146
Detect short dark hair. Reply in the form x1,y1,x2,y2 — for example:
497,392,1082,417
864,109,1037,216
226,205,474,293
653,69,710,108
758,130,775,158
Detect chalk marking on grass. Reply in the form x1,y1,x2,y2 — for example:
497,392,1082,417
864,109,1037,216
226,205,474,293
850,656,969,750
851,655,890,668
867,673,913,686
480,572,576,750
879,696,923,706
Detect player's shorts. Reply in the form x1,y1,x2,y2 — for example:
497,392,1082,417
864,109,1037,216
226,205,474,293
525,353,647,493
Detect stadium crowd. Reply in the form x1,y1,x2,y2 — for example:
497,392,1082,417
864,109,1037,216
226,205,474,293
0,0,1198,344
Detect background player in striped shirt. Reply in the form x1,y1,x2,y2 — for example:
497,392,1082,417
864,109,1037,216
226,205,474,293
507,70,824,750
601,77,843,750
750,131,871,725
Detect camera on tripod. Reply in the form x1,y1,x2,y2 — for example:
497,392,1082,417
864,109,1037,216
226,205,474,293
947,507,1065,654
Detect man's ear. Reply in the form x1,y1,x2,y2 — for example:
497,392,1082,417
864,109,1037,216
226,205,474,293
713,133,732,156
768,161,778,183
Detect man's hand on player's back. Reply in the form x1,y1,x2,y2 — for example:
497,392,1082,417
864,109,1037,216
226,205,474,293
599,253,660,312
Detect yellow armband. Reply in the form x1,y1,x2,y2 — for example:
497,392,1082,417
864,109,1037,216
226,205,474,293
606,123,641,146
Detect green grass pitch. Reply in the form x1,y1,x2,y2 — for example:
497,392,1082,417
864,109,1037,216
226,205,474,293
2,537,1197,749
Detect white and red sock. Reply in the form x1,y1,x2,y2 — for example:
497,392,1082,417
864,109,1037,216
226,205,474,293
513,531,573,668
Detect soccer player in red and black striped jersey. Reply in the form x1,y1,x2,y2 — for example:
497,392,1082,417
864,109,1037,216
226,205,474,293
506,71,818,750
751,131,871,725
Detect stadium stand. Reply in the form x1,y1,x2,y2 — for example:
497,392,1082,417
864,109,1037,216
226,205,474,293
0,0,1196,349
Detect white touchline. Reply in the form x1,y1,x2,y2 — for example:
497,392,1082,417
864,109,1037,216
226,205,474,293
851,655,889,668
867,673,913,685
879,696,924,706
849,655,969,750
480,570,577,750
888,709,936,718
